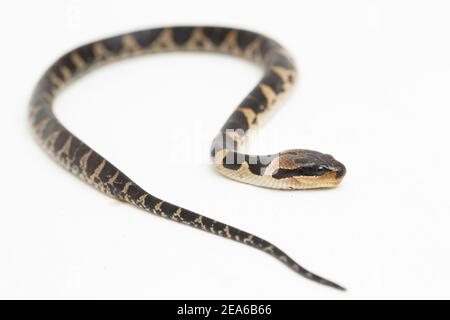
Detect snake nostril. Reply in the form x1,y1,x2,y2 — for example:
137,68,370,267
335,164,346,179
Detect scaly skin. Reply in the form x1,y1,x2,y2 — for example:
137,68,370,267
29,26,345,290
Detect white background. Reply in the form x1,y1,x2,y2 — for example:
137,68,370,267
1,0,449,299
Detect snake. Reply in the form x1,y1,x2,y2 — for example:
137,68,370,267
29,26,347,290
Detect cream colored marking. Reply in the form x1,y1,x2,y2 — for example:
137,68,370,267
60,65,72,81
279,256,288,263
34,117,51,136
263,245,274,253
79,150,93,171
225,130,244,145
90,159,106,179
243,234,254,244
93,42,111,60
220,30,239,54
70,52,86,69
292,264,300,272
46,130,61,148
151,28,175,51
29,104,44,119
122,181,133,193
259,84,277,107
137,193,148,206
234,235,240,241
262,156,281,177
57,135,72,158
49,72,65,88
243,37,262,61
238,107,257,128
185,27,213,50
172,207,182,221
154,201,163,212
223,225,232,238
107,170,120,184
272,66,296,82
194,216,206,230
121,34,141,54
213,148,228,166
154,201,168,218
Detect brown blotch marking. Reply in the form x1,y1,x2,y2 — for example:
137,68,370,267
60,65,73,81
292,264,300,272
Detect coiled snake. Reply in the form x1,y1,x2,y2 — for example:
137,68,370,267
29,26,346,290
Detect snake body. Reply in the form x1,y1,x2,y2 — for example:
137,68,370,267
29,26,346,290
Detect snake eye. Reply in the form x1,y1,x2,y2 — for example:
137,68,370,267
316,166,329,175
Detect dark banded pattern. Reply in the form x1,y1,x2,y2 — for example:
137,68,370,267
29,26,345,290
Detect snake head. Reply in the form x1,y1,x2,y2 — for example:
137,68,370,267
265,149,346,189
